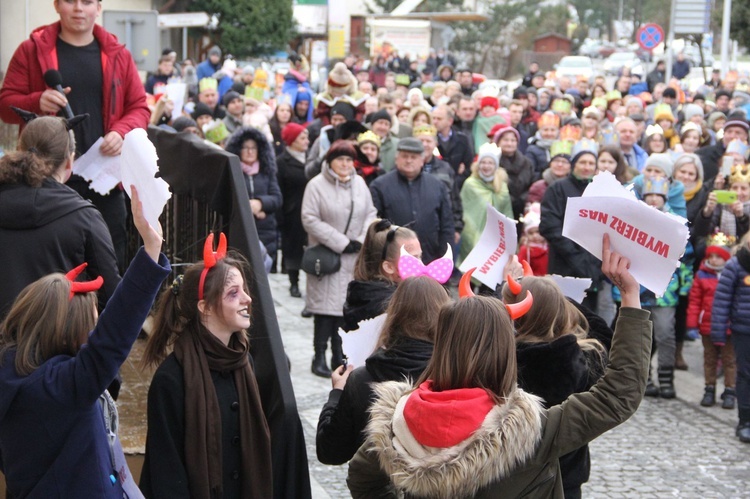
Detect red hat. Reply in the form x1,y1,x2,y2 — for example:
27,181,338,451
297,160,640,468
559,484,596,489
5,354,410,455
281,122,306,146
490,123,520,144
480,96,499,110
706,245,731,262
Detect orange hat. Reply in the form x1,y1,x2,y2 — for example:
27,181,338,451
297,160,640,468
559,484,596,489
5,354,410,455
537,112,560,128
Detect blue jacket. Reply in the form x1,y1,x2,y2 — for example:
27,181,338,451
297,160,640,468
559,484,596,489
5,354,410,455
711,250,750,343
0,249,170,498
196,59,220,81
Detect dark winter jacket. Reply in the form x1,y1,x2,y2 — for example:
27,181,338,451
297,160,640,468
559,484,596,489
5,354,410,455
711,248,750,343
540,175,603,284
424,155,464,233
696,142,726,182
0,179,120,317
687,261,723,336
524,142,550,176
342,280,396,332
0,249,169,499
316,336,433,465
347,308,652,499
370,170,455,264
516,332,607,493
500,151,536,220
0,22,150,140
226,127,283,253
672,59,691,80
276,148,309,268
437,130,474,184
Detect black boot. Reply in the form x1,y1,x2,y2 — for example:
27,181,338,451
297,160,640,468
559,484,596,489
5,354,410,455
658,367,676,399
721,388,736,410
289,284,302,298
645,369,659,397
311,352,331,378
736,422,750,443
700,385,716,407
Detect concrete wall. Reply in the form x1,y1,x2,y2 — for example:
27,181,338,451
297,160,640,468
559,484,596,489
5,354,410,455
0,0,152,75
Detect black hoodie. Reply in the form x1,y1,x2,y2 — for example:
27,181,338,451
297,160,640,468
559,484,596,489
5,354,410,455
0,179,120,316
316,336,433,465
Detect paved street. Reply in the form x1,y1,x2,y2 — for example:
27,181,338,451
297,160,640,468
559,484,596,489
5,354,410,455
270,272,750,498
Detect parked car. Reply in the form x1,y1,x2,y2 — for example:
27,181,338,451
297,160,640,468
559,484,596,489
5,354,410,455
555,56,594,80
598,42,617,58
578,39,603,59
603,51,644,76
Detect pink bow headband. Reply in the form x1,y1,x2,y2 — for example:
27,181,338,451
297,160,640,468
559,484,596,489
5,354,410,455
398,244,453,284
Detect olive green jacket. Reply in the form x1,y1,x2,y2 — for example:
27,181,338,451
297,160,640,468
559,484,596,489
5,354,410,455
347,307,652,499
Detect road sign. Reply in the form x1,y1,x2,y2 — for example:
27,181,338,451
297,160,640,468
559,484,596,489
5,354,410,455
157,12,210,29
673,0,711,34
637,23,665,51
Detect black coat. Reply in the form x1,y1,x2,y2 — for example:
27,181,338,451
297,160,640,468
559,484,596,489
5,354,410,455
276,149,309,268
437,130,474,185
524,142,550,176
226,127,283,253
499,151,536,220
316,337,433,465
370,170,455,264
540,174,603,283
0,178,120,316
342,279,396,332
140,354,244,499
696,142,725,182
425,156,464,233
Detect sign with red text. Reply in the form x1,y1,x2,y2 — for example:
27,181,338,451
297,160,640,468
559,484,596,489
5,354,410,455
459,205,517,289
562,172,689,295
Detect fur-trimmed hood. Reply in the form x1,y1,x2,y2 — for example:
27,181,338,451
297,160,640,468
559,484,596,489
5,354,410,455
365,381,545,499
225,126,276,174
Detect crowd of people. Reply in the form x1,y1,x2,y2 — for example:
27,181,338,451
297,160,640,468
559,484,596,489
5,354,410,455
0,0,750,496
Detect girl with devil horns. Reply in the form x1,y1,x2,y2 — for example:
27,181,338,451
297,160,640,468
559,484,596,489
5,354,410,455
347,235,652,499
140,233,272,499
0,187,168,498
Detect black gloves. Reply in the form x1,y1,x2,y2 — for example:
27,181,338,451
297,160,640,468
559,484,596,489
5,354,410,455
343,240,362,254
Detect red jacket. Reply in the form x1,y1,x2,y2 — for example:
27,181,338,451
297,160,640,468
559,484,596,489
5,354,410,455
518,244,548,277
0,22,149,139
686,261,722,336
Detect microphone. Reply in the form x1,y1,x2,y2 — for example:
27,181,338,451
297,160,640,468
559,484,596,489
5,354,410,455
43,69,74,120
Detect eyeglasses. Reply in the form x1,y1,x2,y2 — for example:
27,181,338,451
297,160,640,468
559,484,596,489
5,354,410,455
381,226,399,262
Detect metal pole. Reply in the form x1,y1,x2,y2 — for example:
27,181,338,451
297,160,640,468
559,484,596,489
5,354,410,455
665,0,677,82
720,0,732,78
182,27,188,61
618,0,624,21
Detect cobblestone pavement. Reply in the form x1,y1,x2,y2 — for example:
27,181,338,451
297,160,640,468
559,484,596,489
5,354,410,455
270,273,750,498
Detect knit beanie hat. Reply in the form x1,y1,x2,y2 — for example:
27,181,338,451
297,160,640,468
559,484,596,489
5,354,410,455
172,116,198,133
328,62,355,90
326,140,357,163
491,123,521,144
367,108,392,125
477,142,500,167
683,104,704,123
281,122,307,145
706,233,733,261
645,153,674,178
522,203,542,234
653,103,675,123
208,46,222,58
673,153,704,181
679,121,702,138
571,138,598,166
331,101,356,121
222,90,242,107
191,102,213,120
480,96,500,110
707,111,727,129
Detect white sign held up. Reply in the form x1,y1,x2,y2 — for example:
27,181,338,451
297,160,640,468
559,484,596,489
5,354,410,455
459,204,517,289
562,172,689,295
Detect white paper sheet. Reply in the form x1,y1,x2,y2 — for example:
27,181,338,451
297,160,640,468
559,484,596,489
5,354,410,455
338,314,387,368
548,275,592,303
562,172,689,295
72,137,121,195
459,204,518,289
165,83,186,121
119,129,171,229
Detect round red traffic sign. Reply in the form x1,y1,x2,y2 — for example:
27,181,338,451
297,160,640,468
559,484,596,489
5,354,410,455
637,23,664,51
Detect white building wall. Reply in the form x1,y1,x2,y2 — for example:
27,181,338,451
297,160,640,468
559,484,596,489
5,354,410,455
1,0,152,75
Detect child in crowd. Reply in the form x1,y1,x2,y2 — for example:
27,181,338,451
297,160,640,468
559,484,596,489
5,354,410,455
711,232,750,443
687,235,736,408
631,152,687,218
639,178,692,398
518,202,548,276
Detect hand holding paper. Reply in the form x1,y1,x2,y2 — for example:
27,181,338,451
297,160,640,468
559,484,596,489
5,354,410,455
338,314,387,368
120,129,171,230
459,205,517,289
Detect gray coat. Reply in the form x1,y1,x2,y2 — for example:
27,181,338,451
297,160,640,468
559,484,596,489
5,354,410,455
301,162,377,316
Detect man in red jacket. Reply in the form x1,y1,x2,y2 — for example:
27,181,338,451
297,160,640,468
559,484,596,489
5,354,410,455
0,0,150,271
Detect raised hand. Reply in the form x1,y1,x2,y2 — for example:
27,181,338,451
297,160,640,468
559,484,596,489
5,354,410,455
130,185,163,262
601,234,639,309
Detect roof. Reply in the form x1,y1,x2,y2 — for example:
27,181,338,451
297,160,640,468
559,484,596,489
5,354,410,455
534,33,571,42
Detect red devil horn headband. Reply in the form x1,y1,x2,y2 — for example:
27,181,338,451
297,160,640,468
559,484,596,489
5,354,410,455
199,232,228,300
505,260,534,295
458,267,533,319
65,263,104,300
